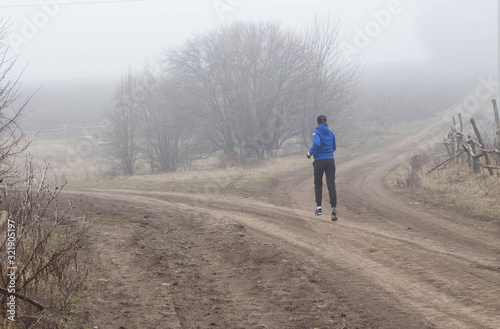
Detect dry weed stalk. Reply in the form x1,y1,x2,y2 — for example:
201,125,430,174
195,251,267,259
0,155,92,328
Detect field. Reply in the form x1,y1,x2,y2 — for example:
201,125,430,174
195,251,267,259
23,122,500,328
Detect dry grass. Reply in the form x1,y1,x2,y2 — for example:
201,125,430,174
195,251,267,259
27,138,362,195
26,122,424,194
26,138,310,192
420,162,500,218
25,137,111,183
73,153,310,193
386,154,500,220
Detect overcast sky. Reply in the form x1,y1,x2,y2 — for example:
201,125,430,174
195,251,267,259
1,0,497,81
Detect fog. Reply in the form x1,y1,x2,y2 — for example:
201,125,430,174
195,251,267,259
3,0,496,77
415,0,497,75
1,0,498,131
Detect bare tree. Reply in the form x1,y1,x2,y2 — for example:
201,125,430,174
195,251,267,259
299,17,361,147
164,20,360,160
107,69,141,175
133,63,164,172
108,63,212,174
136,63,213,172
0,19,30,176
165,22,303,159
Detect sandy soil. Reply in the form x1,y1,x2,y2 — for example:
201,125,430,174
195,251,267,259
67,124,500,329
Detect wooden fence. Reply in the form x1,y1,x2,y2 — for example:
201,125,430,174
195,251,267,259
430,100,500,174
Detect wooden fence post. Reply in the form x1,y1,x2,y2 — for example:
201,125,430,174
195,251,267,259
444,138,452,157
457,113,464,164
493,99,500,150
470,118,494,175
469,139,481,173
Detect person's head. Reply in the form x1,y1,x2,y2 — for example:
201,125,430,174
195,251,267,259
316,115,327,125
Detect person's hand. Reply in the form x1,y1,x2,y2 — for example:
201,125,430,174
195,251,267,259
307,152,311,159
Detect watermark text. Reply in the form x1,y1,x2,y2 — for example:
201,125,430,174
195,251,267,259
6,216,17,322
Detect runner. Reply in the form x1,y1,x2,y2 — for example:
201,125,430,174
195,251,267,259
307,115,338,221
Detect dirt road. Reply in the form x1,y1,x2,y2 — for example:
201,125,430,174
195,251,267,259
70,124,500,329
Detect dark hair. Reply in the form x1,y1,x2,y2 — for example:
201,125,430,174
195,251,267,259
317,115,327,124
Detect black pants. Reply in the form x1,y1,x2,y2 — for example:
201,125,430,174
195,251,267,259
313,158,337,208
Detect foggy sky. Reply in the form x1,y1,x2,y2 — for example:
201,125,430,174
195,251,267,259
1,0,497,81
415,0,497,73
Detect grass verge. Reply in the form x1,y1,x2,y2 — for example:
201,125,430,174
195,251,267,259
385,154,500,220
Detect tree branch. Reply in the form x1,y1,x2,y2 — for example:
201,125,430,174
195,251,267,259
0,287,45,311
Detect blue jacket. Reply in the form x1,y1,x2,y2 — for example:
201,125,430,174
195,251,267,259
308,123,336,160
